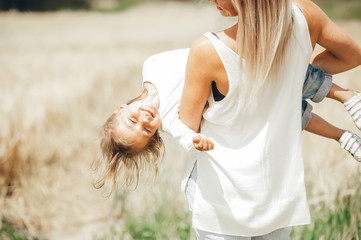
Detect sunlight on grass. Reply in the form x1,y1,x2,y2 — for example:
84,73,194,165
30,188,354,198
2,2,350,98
96,177,361,240
291,174,361,240
314,0,361,20
96,191,192,240
0,220,29,240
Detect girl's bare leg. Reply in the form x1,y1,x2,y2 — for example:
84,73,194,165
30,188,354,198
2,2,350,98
305,113,344,141
306,113,361,162
327,83,361,130
327,83,356,103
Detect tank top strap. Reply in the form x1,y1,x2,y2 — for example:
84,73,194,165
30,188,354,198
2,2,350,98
202,32,240,100
203,32,238,65
291,4,313,55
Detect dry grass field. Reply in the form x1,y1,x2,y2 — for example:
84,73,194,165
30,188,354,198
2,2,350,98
1,1,361,239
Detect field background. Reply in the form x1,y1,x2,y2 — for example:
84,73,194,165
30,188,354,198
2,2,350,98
1,0,361,239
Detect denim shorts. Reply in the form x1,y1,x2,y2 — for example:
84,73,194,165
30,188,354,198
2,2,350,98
186,163,292,240
301,64,332,129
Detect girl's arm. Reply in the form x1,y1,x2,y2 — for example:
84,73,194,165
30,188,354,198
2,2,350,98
168,115,214,151
312,14,361,73
295,0,361,74
179,36,216,132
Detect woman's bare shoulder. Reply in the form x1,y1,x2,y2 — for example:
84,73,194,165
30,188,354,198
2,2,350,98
293,0,322,16
293,0,329,47
188,35,220,76
189,35,217,60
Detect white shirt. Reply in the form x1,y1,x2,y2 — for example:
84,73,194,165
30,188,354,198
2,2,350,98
142,48,197,151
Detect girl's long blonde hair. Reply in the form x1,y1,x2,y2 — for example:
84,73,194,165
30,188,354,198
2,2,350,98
92,89,164,197
232,0,294,109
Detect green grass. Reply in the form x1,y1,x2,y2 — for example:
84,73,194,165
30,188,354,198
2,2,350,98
291,173,361,240
124,205,191,240
95,0,142,13
5,183,360,240
290,189,361,240
97,199,192,240
314,0,361,20
112,0,140,12
98,180,361,240
0,220,28,240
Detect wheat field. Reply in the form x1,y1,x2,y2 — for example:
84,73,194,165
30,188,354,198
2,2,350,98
1,1,361,239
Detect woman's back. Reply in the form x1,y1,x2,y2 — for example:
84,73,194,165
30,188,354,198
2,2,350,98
179,0,361,237
180,4,313,236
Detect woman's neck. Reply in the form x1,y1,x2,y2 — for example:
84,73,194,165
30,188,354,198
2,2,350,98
216,24,238,52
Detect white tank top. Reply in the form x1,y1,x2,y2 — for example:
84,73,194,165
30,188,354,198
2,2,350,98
182,5,313,236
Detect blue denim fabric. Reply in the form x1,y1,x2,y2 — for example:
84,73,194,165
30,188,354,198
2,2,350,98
301,64,332,129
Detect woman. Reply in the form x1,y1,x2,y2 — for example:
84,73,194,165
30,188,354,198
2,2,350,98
95,47,361,199
179,0,361,238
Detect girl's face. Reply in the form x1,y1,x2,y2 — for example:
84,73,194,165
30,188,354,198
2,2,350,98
207,0,237,17
113,101,161,152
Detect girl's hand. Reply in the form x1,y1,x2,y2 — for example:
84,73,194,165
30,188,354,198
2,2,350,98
193,135,214,151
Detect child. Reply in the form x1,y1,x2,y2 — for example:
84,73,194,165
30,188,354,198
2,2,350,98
302,64,361,158
93,49,212,195
93,47,361,196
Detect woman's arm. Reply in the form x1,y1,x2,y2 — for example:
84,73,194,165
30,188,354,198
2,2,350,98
295,0,361,74
179,36,216,133
312,10,361,73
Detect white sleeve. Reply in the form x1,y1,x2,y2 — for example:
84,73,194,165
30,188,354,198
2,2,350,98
142,56,159,84
167,115,199,152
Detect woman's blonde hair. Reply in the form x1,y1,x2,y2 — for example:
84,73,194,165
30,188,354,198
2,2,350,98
93,91,164,197
232,0,294,109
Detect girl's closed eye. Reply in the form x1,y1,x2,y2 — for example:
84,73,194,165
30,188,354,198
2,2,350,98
144,128,151,133
129,118,136,124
